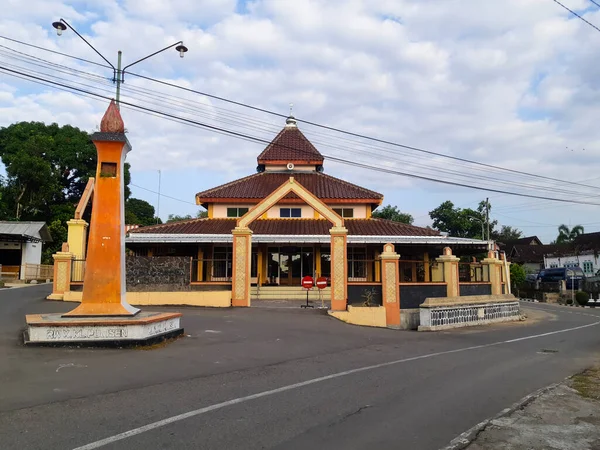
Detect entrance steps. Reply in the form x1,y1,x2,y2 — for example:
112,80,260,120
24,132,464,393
252,285,330,301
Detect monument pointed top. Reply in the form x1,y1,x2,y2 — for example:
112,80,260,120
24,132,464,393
100,99,125,133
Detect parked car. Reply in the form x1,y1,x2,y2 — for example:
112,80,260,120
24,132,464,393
525,273,539,282
539,267,585,289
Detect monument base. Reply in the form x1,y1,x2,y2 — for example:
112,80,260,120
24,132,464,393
24,311,183,347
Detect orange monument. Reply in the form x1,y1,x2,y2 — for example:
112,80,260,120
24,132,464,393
25,100,182,345
63,100,138,317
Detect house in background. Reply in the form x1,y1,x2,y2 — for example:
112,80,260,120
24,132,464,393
500,236,546,273
543,232,600,276
0,221,52,279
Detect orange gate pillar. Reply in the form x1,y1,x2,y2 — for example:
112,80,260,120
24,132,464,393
381,243,400,328
64,100,139,317
330,226,348,311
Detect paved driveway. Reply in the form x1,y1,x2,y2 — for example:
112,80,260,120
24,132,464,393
1,285,600,449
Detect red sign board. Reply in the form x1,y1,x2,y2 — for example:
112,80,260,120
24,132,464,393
316,277,328,289
302,276,314,289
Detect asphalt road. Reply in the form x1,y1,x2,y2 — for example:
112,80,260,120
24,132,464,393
1,285,600,450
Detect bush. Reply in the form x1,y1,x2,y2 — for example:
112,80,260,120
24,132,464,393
576,291,590,306
510,264,527,288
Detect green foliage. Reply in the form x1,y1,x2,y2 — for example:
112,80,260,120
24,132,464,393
493,225,523,242
167,210,207,223
575,291,590,306
42,220,68,264
556,224,584,244
125,198,161,226
0,121,133,258
510,263,527,288
429,200,497,239
372,205,413,224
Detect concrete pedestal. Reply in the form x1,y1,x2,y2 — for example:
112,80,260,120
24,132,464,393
24,312,182,346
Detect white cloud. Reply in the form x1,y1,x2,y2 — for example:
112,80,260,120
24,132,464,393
0,0,599,235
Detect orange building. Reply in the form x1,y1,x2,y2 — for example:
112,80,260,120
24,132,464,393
126,116,490,311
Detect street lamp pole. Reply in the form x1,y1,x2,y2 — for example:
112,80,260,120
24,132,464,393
52,18,188,105
468,216,485,241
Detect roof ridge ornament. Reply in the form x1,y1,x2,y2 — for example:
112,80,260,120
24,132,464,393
285,103,297,128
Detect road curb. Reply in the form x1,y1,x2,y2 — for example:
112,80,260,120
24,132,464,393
439,379,565,450
520,298,596,308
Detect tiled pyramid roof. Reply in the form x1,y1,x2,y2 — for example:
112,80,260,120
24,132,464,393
195,172,383,203
257,124,324,164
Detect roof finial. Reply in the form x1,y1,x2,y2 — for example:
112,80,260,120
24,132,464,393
285,103,297,128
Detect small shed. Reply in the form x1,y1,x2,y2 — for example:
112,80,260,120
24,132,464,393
0,221,52,279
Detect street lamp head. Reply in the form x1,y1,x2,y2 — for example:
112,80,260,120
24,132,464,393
175,43,188,58
52,21,67,36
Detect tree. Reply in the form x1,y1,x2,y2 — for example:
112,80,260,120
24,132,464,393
493,225,523,242
372,205,413,224
556,224,584,244
125,198,161,226
0,121,132,261
429,200,497,239
166,210,207,223
510,263,526,289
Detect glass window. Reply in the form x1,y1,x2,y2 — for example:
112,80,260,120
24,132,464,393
333,208,354,218
227,207,249,218
280,208,301,218
583,261,594,274
348,247,367,279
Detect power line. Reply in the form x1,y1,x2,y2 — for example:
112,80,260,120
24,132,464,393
590,0,600,9
130,183,198,206
3,37,600,195
552,0,600,33
129,69,600,192
0,34,112,68
4,65,600,207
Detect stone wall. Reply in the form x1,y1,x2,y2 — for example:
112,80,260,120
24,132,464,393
459,283,492,296
126,256,191,292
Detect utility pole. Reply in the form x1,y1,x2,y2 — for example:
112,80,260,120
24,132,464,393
116,51,122,106
157,170,161,224
485,197,490,250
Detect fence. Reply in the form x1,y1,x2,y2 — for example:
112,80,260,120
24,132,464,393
458,263,489,283
21,263,53,281
419,298,521,331
71,259,86,283
0,265,20,280
399,260,441,283
191,259,231,283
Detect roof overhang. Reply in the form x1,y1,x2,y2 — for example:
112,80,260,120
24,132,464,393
0,233,43,243
127,233,488,247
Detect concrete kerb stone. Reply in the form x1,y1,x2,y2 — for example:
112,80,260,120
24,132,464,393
439,379,567,450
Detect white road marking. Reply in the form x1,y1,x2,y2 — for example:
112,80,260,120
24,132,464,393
56,363,87,373
72,320,600,450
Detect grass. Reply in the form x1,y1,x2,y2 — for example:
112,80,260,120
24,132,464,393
571,367,600,400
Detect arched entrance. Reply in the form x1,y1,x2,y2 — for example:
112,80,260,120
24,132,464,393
231,177,348,310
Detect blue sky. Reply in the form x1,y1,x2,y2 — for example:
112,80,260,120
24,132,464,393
1,0,600,243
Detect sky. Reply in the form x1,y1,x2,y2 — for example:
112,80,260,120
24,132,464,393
1,0,600,243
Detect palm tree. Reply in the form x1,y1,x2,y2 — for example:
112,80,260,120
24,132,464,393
556,224,584,244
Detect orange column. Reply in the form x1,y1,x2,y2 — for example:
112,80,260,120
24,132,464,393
330,226,348,311
231,227,252,307
436,247,460,297
64,100,139,317
380,243,400,328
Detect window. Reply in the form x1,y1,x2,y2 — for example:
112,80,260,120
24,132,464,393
583,261,594,274
213,246,233,280
333,208,354,218
226,207,249,218
100,162,117,177
280,208,301,218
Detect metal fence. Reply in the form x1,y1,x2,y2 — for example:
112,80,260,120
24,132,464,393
71,259,86,282
191,259,231,282
458,263,489,283
399,260,441,283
